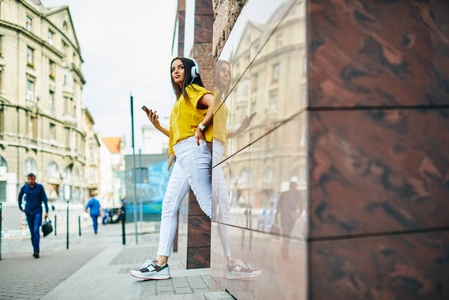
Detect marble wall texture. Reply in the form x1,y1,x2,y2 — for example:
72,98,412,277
211,0,449,299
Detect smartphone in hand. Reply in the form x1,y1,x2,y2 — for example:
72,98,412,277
142,106,150,114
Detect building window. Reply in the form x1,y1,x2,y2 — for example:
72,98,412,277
65,166,73,184
49,123,56,141
48,30,54,46
0,70,2,92
29,115,37,140
0,108,3,135
70,98,74,115
49,91,55,116
251,73,258,92
64,127,70,148
73,168,79,185
63,68,67,84
23,157,37,175
269,91,277,113
89,168,97,183
250,96,257,114
63,21,68,31
64,96,69,114
70,98,76,116
276,35,283,50
0,35,3,56
0,156,7,175
49,60,55,80
27,47,34,67
62,40,68,55
272,63,280,81
26,16,32,31
46,161,59,178
27,80,34,101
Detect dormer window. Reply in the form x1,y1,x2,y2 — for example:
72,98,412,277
63,21,68,31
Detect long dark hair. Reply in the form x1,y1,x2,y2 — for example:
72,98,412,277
214,60,232,101
170,57,204,100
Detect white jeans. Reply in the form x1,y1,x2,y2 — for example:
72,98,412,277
157,136,212,257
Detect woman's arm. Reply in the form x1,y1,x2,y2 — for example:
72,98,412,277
145,109,169,137
195,93,214,145
226,112,257,139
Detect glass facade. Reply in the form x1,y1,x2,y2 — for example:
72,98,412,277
211,0,308,298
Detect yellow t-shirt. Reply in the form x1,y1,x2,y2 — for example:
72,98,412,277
213,87,229,148
169,84,213,155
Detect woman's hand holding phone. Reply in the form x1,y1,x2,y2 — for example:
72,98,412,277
142,106,161,129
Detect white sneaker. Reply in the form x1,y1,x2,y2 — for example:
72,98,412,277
225,259,261,280
130,259,171,280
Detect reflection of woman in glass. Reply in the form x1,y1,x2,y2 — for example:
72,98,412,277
213,60,260,279
131,57,213,280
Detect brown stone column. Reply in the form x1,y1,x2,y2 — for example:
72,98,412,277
175,0,214,269
172,0,185,253
180,0,214,269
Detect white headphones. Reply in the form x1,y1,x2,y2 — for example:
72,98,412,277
188,57,200,84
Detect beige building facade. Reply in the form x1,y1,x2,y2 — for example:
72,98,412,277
0,0,88,204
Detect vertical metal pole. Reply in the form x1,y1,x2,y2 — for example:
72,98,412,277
66,200,69,249
130,94,138,244
138,149,143,233
54,215,57,236
78,216,81,236
122,208,126,245
0,203,2,261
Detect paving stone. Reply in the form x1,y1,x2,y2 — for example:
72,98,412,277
0,247,103,299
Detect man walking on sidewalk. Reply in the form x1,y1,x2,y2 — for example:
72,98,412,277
85,194,102,234
18,173,49,259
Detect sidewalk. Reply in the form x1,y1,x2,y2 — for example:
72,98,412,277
0,222,233,300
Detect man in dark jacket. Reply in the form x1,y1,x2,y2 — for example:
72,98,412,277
18,173,49,259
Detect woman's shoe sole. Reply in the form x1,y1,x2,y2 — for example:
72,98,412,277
130,271,171,280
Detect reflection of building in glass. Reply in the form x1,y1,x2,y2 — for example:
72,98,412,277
222,0,307,211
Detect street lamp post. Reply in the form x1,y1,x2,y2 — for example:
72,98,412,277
130,94,138,244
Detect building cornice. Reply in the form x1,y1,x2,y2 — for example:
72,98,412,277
0,20,64,59
17,0,84,62
72,63,86,85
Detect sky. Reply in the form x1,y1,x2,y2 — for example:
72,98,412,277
41,0,178,153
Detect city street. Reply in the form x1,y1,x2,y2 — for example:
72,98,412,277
0,222,232,300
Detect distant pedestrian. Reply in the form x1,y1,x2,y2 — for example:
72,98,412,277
85,194,102,234
117,197,126,223
18,173,49,259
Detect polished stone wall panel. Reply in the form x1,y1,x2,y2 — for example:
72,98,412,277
310,109,449,238
187,246,210,269
310,230,449,300
310,0,449,108
188,215,211,248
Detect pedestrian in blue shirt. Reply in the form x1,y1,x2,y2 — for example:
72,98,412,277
18,173,49,259
85,195,102,234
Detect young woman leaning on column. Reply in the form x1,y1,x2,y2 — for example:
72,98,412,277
130,57,213,280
